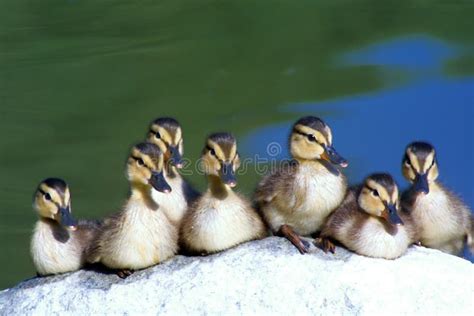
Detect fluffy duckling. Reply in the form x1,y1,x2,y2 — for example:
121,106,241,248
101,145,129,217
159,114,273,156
146,117,199,225
180,133,266,254
401,142,473,256
87,142,178,278
254,116,348,254
31,178,100,276
317,173,416,259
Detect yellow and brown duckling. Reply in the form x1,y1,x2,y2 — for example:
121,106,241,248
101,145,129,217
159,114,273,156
86,142,178,278
317,173,416,259
401,142,473,256
146,117,199,226
180,133,266,254
31,178,100,276
254,116,348,254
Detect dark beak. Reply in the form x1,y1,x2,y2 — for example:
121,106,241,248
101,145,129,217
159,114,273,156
221,163,237,188
169,146,183,169
323,145,348,168
149,171,172,193
386,204,404,225
59,206,77,230
414,173,429,194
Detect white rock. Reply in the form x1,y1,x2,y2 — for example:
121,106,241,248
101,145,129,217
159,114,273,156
0,237,473,315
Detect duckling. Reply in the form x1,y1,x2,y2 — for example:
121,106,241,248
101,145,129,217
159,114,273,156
31,178,100,276
146,117,199,225
180,133,266,254
254,116,348,254
317,173,416,259
401,142,473,256
87,142,178,278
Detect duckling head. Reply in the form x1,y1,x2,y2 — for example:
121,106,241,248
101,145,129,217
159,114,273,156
201,132,241,188
402,142,439,194
290,116,348,167
146,117,184,169
33,178,77,230
127,142,172,193
358,173,403,225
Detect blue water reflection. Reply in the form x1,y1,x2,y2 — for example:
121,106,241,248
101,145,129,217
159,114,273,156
242,35,474,259
339,35,459,71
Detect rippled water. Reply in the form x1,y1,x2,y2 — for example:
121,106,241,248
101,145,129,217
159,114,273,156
1,1,473,289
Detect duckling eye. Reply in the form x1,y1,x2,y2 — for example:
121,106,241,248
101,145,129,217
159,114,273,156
155,132,161,139
44,193,52,201
405,160,411,167
136,158,144,166
210,149,216,156
372,190,379,197
307,134,316,142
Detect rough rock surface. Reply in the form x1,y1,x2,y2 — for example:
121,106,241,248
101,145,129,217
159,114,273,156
1,237,473,315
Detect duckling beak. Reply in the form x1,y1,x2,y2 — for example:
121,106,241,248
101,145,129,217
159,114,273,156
221,162,237,188
383,204,404,225
322,145,348,168
414,173,429,194
169,146,183,169
149,171,172,193
59,207,77,231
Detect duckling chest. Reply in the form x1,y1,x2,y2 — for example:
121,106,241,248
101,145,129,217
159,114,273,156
151,176,188,224
352,218,410,259
293,164,346,215
192,195,257,249
121,206,175,250
412,191,461,244
105,202,177,269
31,223,82,275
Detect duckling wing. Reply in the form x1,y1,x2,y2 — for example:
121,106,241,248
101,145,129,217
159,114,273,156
320,188,359,238
78,219,102,230
74,219,102,261
77,218,102,241
436,183,472,237
254,160,298,204
85,212,124,264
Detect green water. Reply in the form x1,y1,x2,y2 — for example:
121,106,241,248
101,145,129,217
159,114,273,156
1,0,473,289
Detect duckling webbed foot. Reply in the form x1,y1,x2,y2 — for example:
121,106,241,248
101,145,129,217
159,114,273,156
314,237,336,254
277,224,310,254
116,269,134,279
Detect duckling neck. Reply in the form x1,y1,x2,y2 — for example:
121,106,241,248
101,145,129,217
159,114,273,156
129,182,160,211
359,206,399,236
37,218,71,243
294,158,324,167
165,164,180,179
207,175,232,200
428,181,440,192
380,219,399,236
295,158,340,176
